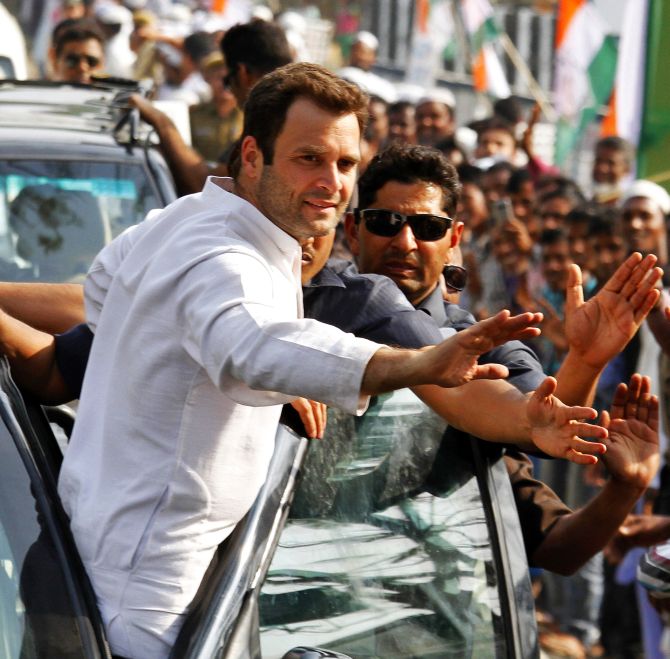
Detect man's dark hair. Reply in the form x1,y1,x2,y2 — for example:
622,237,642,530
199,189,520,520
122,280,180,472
221,19,292,77
242,62,368,165
388,100,415,115
457,163,485,188
493,96,524,125
358,143,461,215
54,19,104,56
507,168,532,195
587,208,623,238
538,179,585,209
475,116,516,140
539,227,569,247
183,31,216,65
595,135,635,168
566,202,603,228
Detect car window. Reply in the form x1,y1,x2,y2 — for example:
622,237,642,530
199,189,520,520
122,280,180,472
0,160,163,282
259,389,507,659
0,393,89,658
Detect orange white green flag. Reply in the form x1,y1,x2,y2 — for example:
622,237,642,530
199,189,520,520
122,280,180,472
602,0,670,186
553,0,617,165
460,0,510,99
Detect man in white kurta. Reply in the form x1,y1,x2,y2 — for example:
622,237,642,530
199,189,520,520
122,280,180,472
56,64,536,658
58,177,382,656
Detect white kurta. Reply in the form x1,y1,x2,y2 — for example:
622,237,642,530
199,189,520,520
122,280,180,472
58,178,381,658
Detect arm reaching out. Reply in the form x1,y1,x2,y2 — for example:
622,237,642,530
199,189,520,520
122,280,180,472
362,309,542,394
531,374,659,575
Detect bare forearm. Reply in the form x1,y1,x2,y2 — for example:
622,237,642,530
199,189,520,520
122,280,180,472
0,282,84,333
150,111,210,195
414,380,534,446
0,309,72,403
554,349,603,406
532,478,644,575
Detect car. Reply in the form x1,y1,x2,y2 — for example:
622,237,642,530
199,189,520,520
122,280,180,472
0,354,538,658
0,79,176,284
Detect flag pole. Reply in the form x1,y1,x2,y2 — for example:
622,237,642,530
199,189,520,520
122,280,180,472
497,31,557,122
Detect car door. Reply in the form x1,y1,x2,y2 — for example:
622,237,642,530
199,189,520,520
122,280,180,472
0,357,110,658
184,388,538,658
256,388,538,658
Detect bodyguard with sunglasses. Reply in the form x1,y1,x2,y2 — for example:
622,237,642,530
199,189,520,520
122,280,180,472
51,19,105,85
344,143,663,575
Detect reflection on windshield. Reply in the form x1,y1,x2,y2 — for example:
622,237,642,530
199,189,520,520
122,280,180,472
0,161,162,283
260,389,505,659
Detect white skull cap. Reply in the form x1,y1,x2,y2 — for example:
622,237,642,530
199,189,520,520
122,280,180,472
623,179,670,215
355,31,379,51
418,87,456,110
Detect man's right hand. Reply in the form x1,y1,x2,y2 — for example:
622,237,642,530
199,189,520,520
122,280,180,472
420,309,543,387
362,309,543,395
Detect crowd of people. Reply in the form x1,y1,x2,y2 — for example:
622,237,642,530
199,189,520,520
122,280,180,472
6,1,670,658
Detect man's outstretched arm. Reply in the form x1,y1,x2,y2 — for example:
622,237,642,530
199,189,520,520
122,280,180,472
531,374,660,575
129,94,226,196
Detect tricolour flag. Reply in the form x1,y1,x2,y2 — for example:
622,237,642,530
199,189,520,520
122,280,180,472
460,0,510,99
602,0,670,186
406,0,456,90
553,0,617,165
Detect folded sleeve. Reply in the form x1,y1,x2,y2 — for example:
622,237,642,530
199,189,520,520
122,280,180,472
178,250,383,414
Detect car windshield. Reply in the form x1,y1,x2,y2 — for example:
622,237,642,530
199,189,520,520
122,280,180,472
0,159,163,283
259,389,506,659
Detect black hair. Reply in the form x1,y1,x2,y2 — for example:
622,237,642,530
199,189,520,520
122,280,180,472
358,143,461,215
221,19,292,77
54,19,104,56
539,227,569,247
538,179,586,208
507,168,533,194
183,31,216,65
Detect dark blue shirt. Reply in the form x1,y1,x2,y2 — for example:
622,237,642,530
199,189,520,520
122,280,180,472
417,285,545,394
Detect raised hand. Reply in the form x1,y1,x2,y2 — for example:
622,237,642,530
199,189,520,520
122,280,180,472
427,309,543,387
600,374,660,490
528,376,608,464
564,253,662,368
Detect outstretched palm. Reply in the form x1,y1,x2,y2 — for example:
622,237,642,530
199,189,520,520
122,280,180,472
564,253,661,368
602,374,660,489
431,309,543,387
527,376,607,464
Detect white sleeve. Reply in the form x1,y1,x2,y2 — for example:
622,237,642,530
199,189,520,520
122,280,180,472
178,250,382,414
83,223,143,331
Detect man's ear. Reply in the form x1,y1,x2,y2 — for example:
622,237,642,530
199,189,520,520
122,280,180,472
343,211,360,256
450,221,464,248
239,135,262,179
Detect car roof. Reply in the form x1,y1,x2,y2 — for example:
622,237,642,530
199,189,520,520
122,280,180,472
0,79,154,148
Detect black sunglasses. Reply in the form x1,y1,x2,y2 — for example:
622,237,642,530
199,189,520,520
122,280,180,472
64,53,101,69
354,208,453,241
443,264,468,292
